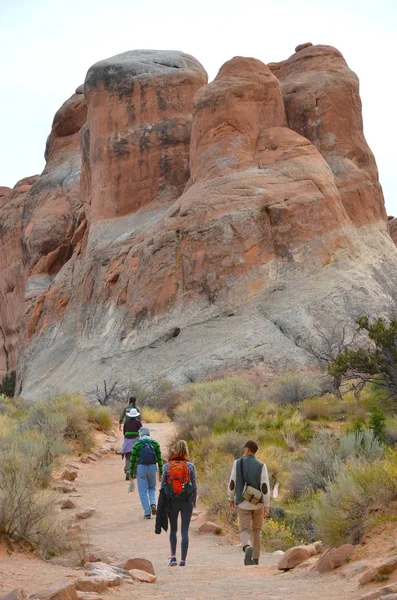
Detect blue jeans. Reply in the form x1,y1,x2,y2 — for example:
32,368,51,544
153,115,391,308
136,464,157,516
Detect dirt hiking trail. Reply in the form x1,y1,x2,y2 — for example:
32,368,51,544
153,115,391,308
1,423,362,599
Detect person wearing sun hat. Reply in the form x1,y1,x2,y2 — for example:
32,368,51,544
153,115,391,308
121,408,142,480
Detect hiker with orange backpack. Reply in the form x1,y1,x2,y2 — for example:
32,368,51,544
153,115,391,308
159,440,197,567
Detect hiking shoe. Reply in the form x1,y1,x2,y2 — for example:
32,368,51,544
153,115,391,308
244,546,253,565
252,559,259,565
150,504,157,515
125,473,130,481
179,560,186,567
169,557,177,567
144,514,151,519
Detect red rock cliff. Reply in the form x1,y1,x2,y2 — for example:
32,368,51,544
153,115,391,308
0,46,394,397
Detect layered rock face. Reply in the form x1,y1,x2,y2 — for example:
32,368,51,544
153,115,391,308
0,176,39,377
2,45,395,397
269,43,386,228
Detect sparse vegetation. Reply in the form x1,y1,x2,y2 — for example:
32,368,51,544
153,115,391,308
0,392,111,556
268,372,321,406
141,407,171,423
170,367,397,552
314,451,397,545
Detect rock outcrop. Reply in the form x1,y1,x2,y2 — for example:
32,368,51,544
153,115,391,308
0,176,39,377
269,44,386,228
388,217,397,245
0,45,396,397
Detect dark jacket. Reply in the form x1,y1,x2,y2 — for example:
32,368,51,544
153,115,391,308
123,418,142,437
155,488,169,534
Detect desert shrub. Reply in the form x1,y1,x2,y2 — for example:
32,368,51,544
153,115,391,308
0,443,68,557
269,372,321,406
279,412,313,451
289,434,341,497
337,430,384,463
25,394,94,452
87,405,113,432
385,417,397,446
119,378,182,418
301,396,333,420
257,445,288,488
214,431,246,459
199,457,236,525
141,407,170,423
261,519,300,552
0,414,14,438
175,378,260,440
19,414,70,482
314,452,397,546
284,493,318,542
289,429,385,499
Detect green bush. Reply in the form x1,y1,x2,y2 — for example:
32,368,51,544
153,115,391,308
369,408,387,441
0,371,16,397
284,493,318,543
261,519,300,552
314,452,397,545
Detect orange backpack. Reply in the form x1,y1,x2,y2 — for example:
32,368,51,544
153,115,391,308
166,460,190,497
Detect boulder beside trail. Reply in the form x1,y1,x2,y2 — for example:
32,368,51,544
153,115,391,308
278,544,317,571
359,556,397,585
62,469,77,482
315,544,355,573
122,558,155,575
198,521,222,534
129,570,157,584
29,583,78,600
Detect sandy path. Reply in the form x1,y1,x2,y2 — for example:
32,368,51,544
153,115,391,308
1,423,362,599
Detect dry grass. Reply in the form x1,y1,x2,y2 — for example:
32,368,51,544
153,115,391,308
142,407,171,423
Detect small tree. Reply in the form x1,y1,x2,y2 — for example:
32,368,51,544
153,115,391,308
329,316,397,399
296,322,358,397
86,380,119,406
0,371,16,397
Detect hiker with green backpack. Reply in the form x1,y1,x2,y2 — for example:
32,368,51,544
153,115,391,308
158,440,197,567
129,427,163,519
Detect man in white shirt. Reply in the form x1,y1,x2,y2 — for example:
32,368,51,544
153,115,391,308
228,440,270,565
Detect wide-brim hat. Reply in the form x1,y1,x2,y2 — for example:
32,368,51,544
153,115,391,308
126,408,139,418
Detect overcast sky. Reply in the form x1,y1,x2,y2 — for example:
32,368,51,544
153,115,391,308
1,0,396,213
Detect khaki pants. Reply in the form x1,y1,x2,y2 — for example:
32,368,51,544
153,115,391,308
237,506,263,560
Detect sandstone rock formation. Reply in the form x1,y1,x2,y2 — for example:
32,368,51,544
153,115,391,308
0,176,39,377
388,217,397,245
0,45,396,397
